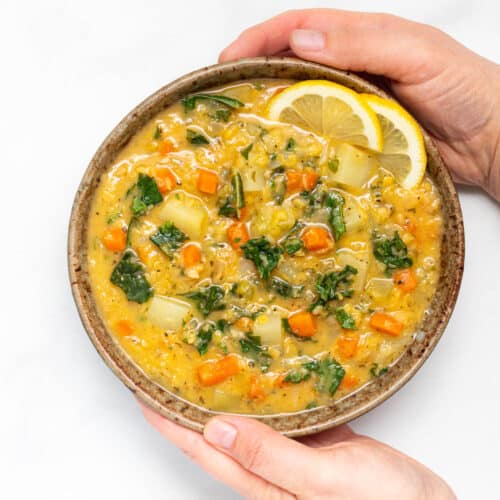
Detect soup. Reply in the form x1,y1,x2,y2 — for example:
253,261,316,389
87,79,442,414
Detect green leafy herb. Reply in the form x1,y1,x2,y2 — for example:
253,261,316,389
106,212,121,225
153,125,162,140
285,137,296,151
110,249,153,303
241,237,282,281
370,363,389,378
184,285,225,316
325,191,346,241
285,367,312,384
311,265,358,310
282,318,292,334
211,108,231,122
241,143,253,159
131,173,163,216
187,129,209,145
335,307,357,329
305,401,318,409
281,222,305,255
270,169,287,205
182,93,244,112
270,276,304,298
373,232,413,271
328,157,339,173
239,334,272,371
218,172,245,218
196,324,214,356
150,222,188,258
311,357,345,395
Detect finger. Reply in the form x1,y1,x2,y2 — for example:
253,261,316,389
204,415,328,494
297,424,356,448
220,9,449,83
139,403,290,499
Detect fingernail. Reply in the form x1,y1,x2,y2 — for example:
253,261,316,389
204,419,237,449
291,29,325,51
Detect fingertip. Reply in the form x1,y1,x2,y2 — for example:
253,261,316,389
204,416,238,449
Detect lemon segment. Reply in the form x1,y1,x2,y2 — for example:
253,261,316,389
267,80,383,151
362,94,427,189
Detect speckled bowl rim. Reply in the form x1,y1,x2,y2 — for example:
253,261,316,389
68,57,464,437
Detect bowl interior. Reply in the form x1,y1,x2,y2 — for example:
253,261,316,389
68,57,464,437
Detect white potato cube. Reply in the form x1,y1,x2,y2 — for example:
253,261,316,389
343,195,367,233
160,192,208,240
336,250,368,291
242,167,265,191
365,278,394,300
147,296,192,331
329,142,378,188
253,313,282,346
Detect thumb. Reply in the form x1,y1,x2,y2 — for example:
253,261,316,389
204,416,328,494
289,19,448,84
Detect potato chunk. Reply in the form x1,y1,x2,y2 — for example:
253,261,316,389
254,313,282,346
147,296,192,331
336,250,368,291
329,142,378,188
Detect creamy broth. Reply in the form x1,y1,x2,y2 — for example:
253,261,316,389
87,79,442,414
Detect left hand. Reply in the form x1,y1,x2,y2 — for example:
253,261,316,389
139,402,455,499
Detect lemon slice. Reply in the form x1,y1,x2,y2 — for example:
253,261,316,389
267,80,383,151
362,94,426,189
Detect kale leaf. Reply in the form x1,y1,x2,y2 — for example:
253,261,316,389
184,285,225,316
150,222,188,258
131,173,163,216
218,172,245,219
335,307,357,329
285,137,296,151
281,222,305,255
239,334,272,371
373,232,413,271
285,366,312,384
110,249,153,303
241,237,282,281
324,191,346,241
311,265,358,309
370,363,389,378
270,276,304,298
240,143,253,159
309,357,345,395
182,93,244,112
186,129,209,145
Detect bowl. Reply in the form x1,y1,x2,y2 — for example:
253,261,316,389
68,57,464,437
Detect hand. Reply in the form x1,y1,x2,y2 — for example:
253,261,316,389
139,403,455,499
219,9,500,201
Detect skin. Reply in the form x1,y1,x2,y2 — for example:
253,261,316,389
138,9,500,498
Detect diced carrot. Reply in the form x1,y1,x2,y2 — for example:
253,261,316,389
157,139,176,156
196,168,219,194
301,226,333,252
274,373,287,387
340,373,359,390
249,375,266,400
115,319,134,336
197,355,240,386
102,227,126,252
153,166,177,194
394,269,417,293
238,206,248,221
288,311,317,337
369,312,404,336
181,243,202,268
285,170,303,193
234,317,254,333
227,222,249,250
336,333,360,359
403,219,416,235
302,168,319,191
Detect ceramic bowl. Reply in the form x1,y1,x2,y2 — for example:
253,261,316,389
68,57,464,437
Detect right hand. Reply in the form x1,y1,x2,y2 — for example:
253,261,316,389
219,9,500,201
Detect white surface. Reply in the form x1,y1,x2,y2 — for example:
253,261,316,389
1,1,499,498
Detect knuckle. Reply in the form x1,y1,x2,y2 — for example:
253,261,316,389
241,439,267,472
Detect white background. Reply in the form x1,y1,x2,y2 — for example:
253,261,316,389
1,1,499,498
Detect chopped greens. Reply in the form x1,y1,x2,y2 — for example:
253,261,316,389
106,212,121,225
311,357,345,395
325,191,346,241
373,232,413,271
131,173,163,216
270,276,304,298
335,307,357,329
285,366,312,384
150,222,188,258
285,137,296,151
311,265,358,310
110,249,153,303
153,125,162,140
370,363,389,377
184,285,225,316
218,172,245,218
195,320,228,355
239,334,272,371
241,237,282,280
187,129,209,145
281,222,305,255
240,143,253,159
211,108,231,122
328,157,339,173
182,93,244,112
